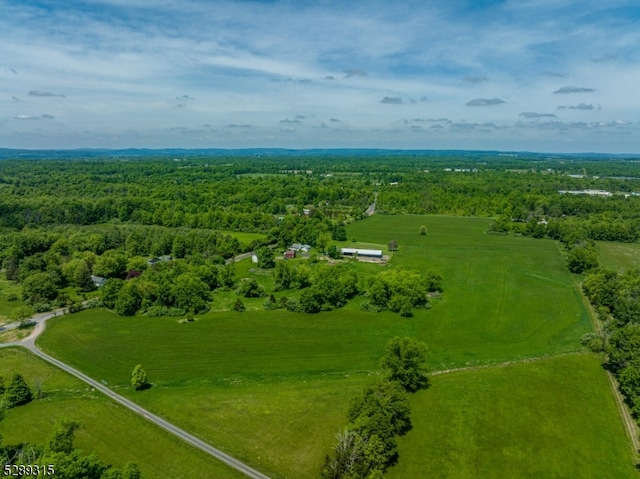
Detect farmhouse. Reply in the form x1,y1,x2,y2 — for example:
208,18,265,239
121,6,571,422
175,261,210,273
290,243,311,252
340,248,383,258
284,250,296,259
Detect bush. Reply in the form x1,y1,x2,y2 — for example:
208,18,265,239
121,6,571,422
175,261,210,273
263,294,279,310
236,278,265,298
84,298,102,309
581,332,605,352
360,301,382,313
6,293,17,301
233,298,246,312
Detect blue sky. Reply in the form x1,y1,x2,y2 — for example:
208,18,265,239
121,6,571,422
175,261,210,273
2,0,640,152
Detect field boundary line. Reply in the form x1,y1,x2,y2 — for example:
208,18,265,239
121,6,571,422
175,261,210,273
430,350,587,376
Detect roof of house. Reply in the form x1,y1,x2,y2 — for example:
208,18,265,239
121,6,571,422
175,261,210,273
340,248,383,257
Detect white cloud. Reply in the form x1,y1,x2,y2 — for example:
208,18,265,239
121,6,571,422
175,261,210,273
0,0,638,152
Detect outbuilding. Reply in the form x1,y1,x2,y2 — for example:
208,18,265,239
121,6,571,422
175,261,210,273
340,248,383,258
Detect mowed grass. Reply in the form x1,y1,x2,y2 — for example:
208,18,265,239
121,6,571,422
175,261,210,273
597,241,640,272
386,354,637,479
0,347,245,479
347,215,592,368
217,229,267,244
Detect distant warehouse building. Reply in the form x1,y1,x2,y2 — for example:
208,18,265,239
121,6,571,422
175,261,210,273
340,248,383,258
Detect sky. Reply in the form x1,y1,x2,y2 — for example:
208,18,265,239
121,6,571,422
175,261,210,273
2,0,640,153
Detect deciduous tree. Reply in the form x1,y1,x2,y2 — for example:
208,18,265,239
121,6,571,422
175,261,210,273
131,364,148,391
380,337,429,392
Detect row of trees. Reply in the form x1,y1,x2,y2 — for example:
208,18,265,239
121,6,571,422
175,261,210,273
582,269,640,418
321,337,429,478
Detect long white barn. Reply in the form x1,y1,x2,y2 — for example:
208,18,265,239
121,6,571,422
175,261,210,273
340,248,383,258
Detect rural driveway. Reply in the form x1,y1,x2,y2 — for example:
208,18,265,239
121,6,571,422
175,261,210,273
1,309,271,479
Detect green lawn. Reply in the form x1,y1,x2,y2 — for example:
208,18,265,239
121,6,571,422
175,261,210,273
347,215,592,368
0,279,27,323
597,241,640,272
217,229,267,244
387,354,637,479
0,347,244,479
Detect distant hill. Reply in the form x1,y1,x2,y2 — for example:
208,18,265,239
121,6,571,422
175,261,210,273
0,147,639,160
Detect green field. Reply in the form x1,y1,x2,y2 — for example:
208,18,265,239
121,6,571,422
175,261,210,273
597,241,640,272
346,215,591,368
0,279,27,323
387,354,637,479
217,229,267,244
0,347,244,479
30,215,608,478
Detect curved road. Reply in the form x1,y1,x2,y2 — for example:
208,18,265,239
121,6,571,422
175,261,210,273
1,310,271,479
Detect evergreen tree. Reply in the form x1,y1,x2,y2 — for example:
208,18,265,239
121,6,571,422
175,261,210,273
5,373,33,407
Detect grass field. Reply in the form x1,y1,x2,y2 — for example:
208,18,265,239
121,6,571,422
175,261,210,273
386,354,637,479
216,229,267,244
346,215,592,368
0,347,244,479
597,241,640,272
0,279,27,323
33,214,604,478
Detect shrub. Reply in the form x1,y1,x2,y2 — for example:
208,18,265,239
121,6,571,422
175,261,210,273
233,298,246,312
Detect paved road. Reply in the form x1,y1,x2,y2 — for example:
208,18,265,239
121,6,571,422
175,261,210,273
365,191,378,216
1,310,271,479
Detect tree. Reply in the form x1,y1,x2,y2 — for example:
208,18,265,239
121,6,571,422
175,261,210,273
236,278,265,298
75,260,96,292
122,463,143,479
100,278,124,309
256,246,276,269
388,295,413,317
172,273,210,313
5,372,33,407
21,272,58,302
388,239,398,252
131,364,149,390
380,337,429,392
114,281,142,316
316,232,332,252
327,244,342,259
9,305,34,322
92,249,127,278
47,418,81,454
332,225,347,241
566,246,598,274
419,225,427,235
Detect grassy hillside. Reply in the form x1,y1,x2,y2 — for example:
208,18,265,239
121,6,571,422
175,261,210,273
0,347,244,479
